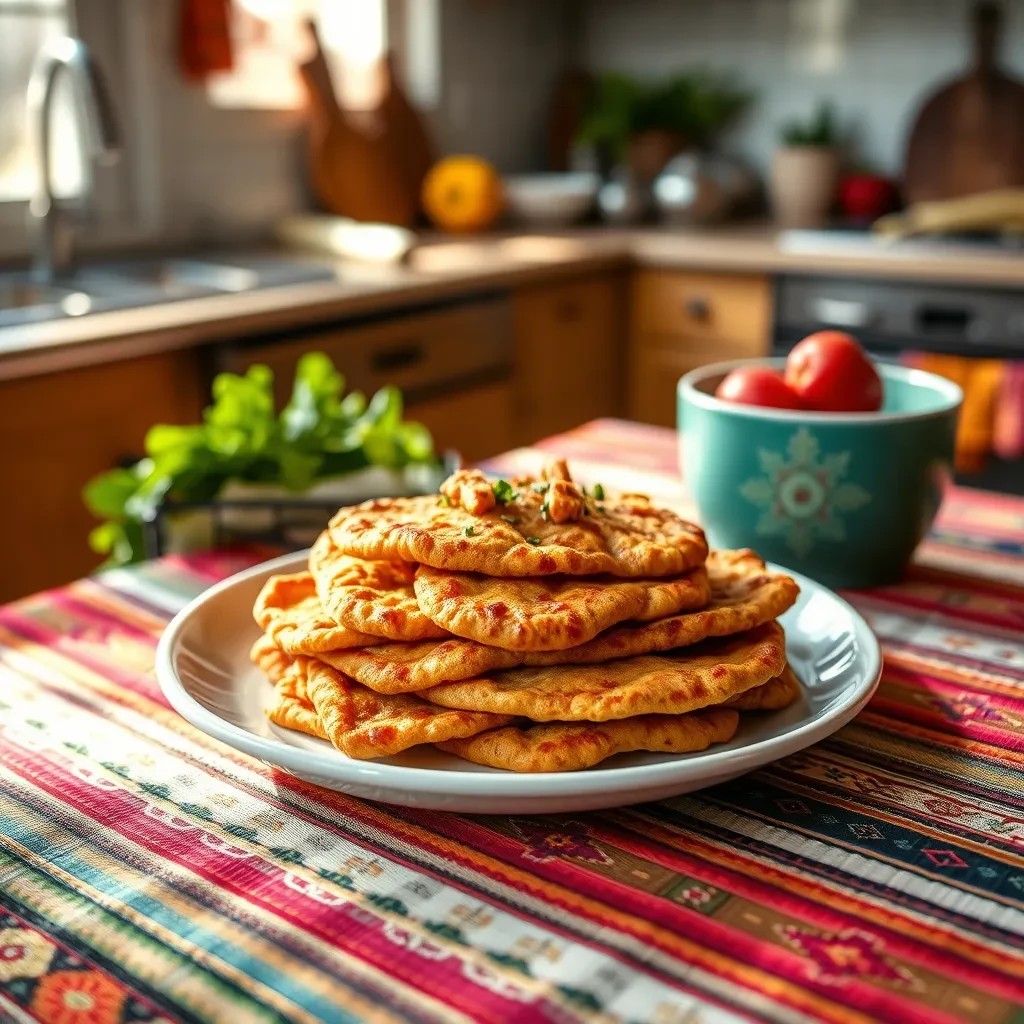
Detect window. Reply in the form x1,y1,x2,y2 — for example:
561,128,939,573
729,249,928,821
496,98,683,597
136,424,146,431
0,1,158,256
206,0,438,112
206,0,386,110
0,0,75,201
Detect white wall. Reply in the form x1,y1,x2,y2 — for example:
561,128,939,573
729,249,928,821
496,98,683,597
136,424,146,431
581,0,1024,177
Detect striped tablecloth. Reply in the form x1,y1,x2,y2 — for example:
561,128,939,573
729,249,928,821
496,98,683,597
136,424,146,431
2,418,1023,1024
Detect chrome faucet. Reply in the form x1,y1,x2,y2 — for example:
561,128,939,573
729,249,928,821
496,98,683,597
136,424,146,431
27,36,120,283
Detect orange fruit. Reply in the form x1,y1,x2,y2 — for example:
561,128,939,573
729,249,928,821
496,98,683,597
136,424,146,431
422,156,504,233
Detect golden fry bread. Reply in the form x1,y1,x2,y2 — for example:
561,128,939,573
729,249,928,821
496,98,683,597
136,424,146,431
319,637,522,694
266,667,328,740
566,549,798,664
438,707,739,773
325,550,797,693
253,572,382,654
413,563,709,652
310,531,447,642
250,633,294,683
328,486,706,578
727,663,802,710
300,657,510,760
422,622,786,722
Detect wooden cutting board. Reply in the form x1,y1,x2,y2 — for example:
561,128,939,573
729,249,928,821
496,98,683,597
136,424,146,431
903,1,1024,206
297,20,418,227
380,50,435,201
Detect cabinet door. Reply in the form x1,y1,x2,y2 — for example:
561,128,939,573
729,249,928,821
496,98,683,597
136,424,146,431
629,346,707,429
514,273,626,443
629,270,772,426
0,351,204,602
409,380,516,464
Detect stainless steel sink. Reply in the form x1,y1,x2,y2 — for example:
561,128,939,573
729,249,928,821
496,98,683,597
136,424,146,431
0,280,80,309
0,255,337,328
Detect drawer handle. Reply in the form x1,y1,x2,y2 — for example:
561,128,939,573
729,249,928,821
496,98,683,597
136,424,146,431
684,297,710,322
371,342,425,373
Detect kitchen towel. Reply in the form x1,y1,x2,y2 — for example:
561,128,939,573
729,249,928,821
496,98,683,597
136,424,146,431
994,360,1024,460
179,0,234,81
904,353,1006,472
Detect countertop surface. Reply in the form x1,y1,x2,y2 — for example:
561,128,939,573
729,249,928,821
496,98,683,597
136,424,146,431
1,418,1022,1024
4,225,1024,380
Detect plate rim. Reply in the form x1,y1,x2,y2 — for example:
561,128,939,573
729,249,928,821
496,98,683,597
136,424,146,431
156,551,882,796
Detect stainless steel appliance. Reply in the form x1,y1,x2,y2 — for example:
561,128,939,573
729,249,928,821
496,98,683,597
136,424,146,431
772,273,1024,492
772,275,1024,360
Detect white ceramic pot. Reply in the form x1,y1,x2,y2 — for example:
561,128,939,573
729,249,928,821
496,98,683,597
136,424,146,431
769,146,839,228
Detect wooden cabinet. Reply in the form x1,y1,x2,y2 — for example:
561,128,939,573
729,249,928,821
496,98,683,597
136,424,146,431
513,272,627,443
0,350,204,602
628,269,773,426
410,380,516,464
215,296,517,465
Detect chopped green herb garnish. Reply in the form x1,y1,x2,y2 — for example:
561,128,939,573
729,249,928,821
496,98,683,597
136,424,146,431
437,494,452,507
500,514,518,525
526,536,541,545
531,482,549,494
592,483,605,501
492,479,518,504
540,500,550,521
464,526,476,537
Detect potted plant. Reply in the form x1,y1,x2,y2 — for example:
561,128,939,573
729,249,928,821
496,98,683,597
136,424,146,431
83,352,444,566
770,102,841,228
577,71,751,183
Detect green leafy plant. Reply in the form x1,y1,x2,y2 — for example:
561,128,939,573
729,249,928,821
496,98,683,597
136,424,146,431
83,352,438,567
576,70,752,161
780,102,839,147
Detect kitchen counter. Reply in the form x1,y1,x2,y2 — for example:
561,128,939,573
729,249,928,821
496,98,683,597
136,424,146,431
3,225,1024,380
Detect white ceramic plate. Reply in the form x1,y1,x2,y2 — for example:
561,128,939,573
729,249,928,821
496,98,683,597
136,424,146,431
156,552,881,813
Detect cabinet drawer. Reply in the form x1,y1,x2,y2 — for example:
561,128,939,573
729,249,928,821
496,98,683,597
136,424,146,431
216,297,514,407
632,270,772,347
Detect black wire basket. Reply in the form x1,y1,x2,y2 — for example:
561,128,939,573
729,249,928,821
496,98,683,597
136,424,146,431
141,452,460,559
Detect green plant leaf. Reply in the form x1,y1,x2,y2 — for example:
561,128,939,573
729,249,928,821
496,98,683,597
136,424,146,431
282,351,346,442
781,101,839,147
81,353,437,567
88,521,122,555
397,421,436,463
83,467,142,518
576,69,752,157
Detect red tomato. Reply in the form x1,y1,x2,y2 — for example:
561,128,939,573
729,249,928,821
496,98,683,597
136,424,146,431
784,331,882,412
714,367,806,409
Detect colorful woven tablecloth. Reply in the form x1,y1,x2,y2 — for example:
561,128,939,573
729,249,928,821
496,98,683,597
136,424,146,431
1,419,1023,1024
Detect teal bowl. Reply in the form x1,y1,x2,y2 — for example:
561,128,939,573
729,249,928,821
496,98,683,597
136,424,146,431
678,359,962,588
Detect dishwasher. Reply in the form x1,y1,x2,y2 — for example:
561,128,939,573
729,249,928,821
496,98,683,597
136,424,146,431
213,291,517,463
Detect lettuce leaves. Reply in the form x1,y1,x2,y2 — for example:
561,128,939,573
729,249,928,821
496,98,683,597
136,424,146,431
84,352,437,566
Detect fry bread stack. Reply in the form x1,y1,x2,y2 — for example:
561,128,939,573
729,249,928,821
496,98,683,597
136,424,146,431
251,461,802,772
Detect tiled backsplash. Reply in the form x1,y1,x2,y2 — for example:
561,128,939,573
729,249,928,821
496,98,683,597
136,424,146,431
582,0,1024,177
